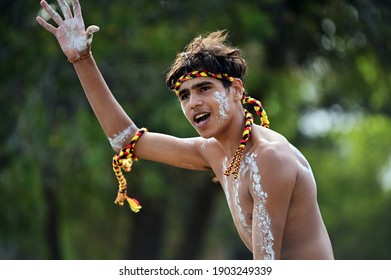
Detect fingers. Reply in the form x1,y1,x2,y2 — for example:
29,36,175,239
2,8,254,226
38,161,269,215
72,0,82,21
86,25,100,47
86,32,94,48
57,0,73,20
36,16,57,34
40,0,63,26
86,25,100,34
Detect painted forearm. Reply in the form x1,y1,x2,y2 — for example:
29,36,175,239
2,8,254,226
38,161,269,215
73,55,138,150
36,1,136,149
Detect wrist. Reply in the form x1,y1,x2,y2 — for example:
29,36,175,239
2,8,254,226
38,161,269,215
67,51,92,64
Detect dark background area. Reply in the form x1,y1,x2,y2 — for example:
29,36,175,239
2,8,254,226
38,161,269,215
1,0,391,259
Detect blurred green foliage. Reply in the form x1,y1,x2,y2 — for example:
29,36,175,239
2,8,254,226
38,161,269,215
1,0,391,259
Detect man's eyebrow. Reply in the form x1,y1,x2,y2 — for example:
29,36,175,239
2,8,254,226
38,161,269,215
177,88,189,97
178,81,214,96
191,81,214,89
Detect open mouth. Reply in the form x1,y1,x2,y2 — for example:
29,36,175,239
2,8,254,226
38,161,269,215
194,112,211,124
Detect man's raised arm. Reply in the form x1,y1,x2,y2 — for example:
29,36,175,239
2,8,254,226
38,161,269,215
36,0,137,151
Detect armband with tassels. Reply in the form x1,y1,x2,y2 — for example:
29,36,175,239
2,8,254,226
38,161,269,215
112,128,147,213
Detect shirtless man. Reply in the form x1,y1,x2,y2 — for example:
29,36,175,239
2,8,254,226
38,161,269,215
36,0,334,259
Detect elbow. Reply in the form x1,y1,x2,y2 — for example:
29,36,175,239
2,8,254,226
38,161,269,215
108,124,138,152
109,140,124,153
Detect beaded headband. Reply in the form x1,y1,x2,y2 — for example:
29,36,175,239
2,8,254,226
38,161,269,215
173,70,270,178
174,70,234,95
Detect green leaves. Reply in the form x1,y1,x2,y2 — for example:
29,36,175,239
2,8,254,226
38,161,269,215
1,0,391,259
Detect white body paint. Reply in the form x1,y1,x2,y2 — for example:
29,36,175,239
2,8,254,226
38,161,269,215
200,138,214,151
222,152,275,260
108,125,134,150
232,177,253,239
183,139,195,145
62,18,87,53
222,161,231,209
58,1,69,16
213,91,230,122
289,144,316,184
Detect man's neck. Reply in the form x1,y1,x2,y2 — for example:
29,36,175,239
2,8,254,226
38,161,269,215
215,108,248,159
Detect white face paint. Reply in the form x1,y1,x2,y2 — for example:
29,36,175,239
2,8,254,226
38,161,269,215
213,91,230,122
108,125,134,150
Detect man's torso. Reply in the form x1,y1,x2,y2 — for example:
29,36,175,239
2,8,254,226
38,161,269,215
204,126,334,259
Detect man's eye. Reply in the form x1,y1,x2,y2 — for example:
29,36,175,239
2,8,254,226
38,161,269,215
200,86,210,92
179,93,190,101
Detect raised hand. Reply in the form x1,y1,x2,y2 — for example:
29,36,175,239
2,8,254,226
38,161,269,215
36,0,99,62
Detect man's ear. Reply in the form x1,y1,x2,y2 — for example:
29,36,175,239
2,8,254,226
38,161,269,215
231,78,244,101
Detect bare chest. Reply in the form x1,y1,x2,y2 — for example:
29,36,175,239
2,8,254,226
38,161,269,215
219,153,264,247
225,177,253,242
215,152,276,259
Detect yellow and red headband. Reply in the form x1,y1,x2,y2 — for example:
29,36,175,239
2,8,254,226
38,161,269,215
173,70,269,128
174,70,235,96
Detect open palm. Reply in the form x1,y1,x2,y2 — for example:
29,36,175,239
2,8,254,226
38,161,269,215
36,0,99,61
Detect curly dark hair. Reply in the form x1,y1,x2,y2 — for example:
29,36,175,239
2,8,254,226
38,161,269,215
165,30,247,90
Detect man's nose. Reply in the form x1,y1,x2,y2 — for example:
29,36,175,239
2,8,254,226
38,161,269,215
189,93,203,109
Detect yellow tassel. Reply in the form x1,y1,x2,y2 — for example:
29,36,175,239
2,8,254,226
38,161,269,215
122,158,133,172
111,128,147,213
114,189,127,206
127,198,142,213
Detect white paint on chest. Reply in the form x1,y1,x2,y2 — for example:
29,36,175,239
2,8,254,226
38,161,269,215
232,177,252,239
242,153,275,260
222,153,275,260
222,161,231,209
213,91,230,122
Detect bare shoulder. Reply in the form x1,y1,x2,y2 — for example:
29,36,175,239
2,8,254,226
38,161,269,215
196,137,226,166
252,126,297,171
251,126,318,200
250,126,299,194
